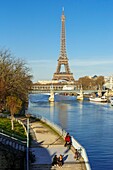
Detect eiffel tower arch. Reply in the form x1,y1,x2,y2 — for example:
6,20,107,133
52,9,75,82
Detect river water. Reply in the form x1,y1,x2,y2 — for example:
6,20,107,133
28,93,113,170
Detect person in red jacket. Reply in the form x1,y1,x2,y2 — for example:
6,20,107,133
64,133,72,147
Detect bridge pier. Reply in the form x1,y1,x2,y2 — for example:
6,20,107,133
48,89,54,102
77,87,83,100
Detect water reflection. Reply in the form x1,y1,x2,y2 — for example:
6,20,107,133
77,100,83,113
49,102,54,121
57,102,68,129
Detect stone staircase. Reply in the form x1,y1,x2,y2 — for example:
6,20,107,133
0,133,26,152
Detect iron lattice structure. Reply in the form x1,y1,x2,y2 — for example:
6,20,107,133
52,9,75,82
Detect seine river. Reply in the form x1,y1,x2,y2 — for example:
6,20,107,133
28,94,113,170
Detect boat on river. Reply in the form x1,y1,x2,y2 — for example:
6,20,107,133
89,96,107,102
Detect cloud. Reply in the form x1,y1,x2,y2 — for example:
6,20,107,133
28,57,113,67
27,59,56,82
27,57,113,82
70,58,113,66
28,59,55,64
28,59,56,69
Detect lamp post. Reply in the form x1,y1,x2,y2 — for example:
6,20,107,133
25,113,30,170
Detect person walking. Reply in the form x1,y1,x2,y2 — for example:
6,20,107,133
64,133,72,148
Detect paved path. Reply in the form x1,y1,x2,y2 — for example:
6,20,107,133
30,119,86,170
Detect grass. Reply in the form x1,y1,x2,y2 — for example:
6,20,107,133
0,117,26,140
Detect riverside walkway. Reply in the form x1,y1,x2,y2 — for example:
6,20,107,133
30,119,87,170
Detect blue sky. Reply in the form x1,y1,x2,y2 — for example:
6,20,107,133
0,0,113,82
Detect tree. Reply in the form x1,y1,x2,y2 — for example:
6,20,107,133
6,96,22,130
95,76,105,89
77,76,92,90
77,76,105,90
0,49,33,112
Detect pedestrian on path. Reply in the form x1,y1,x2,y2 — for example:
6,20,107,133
58,154,64,167
52,155,58,166
74,149,79,160
64,133,72,148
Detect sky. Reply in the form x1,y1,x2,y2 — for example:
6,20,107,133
0,0,113,82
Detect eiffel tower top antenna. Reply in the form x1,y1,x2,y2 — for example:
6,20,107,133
60,6,67,60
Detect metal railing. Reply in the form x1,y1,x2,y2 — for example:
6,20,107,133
0,128,27,143
30,114,91,170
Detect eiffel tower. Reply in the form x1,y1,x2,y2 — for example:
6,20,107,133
52,9,75,82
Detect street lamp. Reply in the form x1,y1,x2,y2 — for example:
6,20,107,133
25,113,31,170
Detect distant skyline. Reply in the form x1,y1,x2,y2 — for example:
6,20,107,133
0,0,113,82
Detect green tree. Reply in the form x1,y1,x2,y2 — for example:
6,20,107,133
6,96,22,130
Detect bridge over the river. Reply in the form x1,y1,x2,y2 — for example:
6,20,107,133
29,89,106,95
29,89,107,102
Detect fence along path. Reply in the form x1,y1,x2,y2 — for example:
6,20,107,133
30,118,87,170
